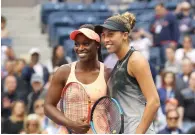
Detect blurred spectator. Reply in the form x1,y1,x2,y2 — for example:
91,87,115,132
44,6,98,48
158,109,183,134
175,58,194,91
175,35,195,64
154,98,179,133
13,59,29,99
158,71,176,114
33,99,49,130
130,28,153,60
2,101,26,134
1,60,15,79
14,59,26,77
21,114,42,134
27,74,47,114
22,48,49,88
33,98,62,133
150,3,180,67
1,75,24,118
46,45,69,73
1,46,15,67
176,71,195,133
164,47,180,73
175,1,194,34
1,16,9,38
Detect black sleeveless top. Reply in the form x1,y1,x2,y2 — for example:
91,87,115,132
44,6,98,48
107,46,155,133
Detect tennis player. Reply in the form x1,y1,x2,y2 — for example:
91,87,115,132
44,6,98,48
95,12,160,134
44,24,111,134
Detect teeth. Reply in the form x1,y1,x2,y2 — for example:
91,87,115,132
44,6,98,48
106,45,111,49
78,53,87,57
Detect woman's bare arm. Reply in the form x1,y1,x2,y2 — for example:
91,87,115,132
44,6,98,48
128,52,160,134
44,65,72,127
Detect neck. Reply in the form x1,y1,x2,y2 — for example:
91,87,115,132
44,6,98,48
169,58,175,63
184,47,192,52
165,85,173,90
8,90,14,95
77,59,99,72
116,43,130,60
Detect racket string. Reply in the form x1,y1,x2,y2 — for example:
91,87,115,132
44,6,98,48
62,83,91,122
92,98,122,134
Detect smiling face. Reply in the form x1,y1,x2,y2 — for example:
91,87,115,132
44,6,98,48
101,28,128,54
74,33,98,62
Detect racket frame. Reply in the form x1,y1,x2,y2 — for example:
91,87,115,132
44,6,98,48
90,96,124,134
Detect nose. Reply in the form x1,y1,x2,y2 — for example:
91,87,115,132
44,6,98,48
77,44,85,51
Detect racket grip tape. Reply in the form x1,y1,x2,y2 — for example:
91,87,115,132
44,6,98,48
120,114,124,134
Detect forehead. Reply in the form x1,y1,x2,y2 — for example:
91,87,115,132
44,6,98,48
168,111,178,116
183,37,191,42
155,5,162,10
6,76,16,81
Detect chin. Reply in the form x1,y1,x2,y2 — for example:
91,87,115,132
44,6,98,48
79,57,89,62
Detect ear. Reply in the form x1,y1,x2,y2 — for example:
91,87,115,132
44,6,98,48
123,32,129,40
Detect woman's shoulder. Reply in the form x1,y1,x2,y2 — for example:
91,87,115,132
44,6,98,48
128,51,148,66
53,63,72,79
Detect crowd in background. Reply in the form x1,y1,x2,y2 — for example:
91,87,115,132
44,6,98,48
1,0,195,134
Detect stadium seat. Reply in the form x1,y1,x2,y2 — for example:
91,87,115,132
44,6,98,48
71,13,98,27
95,11,113,20
63,39,77,61
127,1,147,10
40,2,66,33
147,0,160,9
66,3,87,12
55,27,75,46
48,12,74,46
165,0,177,10
88,2,109,12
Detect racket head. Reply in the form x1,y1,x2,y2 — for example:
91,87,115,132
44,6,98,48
60,82,91,123
90,96,124,134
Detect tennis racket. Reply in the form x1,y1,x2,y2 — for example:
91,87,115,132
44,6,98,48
60,82,91,133
90,96,124,134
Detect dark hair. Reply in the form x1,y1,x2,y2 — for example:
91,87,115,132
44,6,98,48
166,109,179,118
1,16,6,23
52,45,68,68
79,24,103,62
161,71,176,90
156,3,165,8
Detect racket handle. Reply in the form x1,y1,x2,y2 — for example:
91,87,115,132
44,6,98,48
120,114,124,133
87,100,91,124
